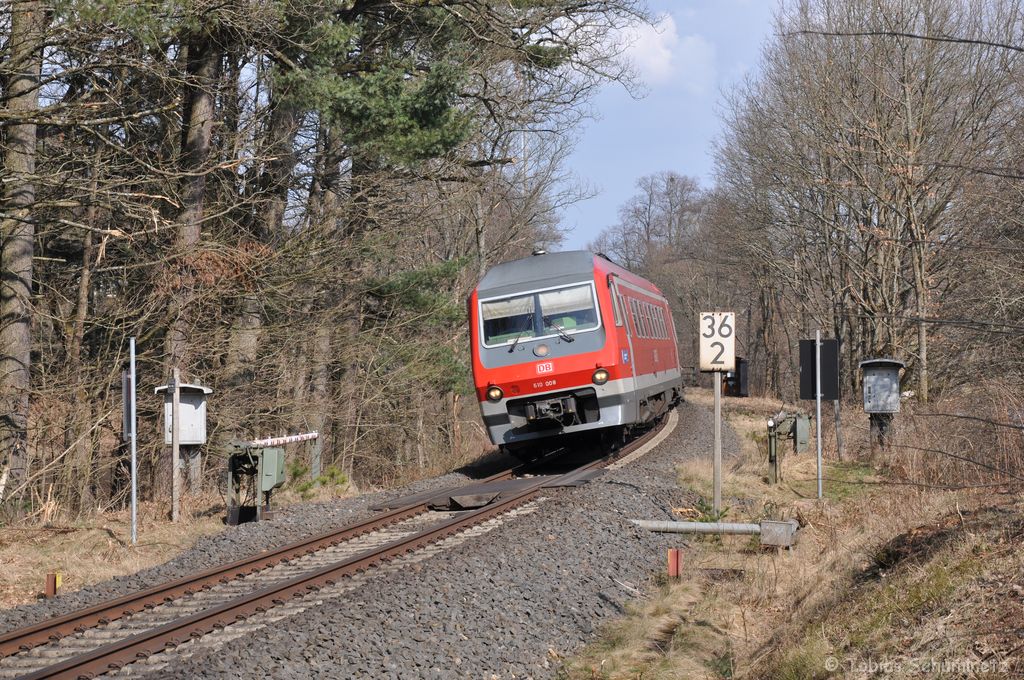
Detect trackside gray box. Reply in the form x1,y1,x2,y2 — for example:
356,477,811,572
859,358,905,414
154,383,213,445
760,519,799,547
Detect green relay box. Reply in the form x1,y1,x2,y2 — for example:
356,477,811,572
227,445,287,525
258,447,286,492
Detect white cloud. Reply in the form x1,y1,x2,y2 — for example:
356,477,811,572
674,33,717,95
623,13,679,84
620,13,717,95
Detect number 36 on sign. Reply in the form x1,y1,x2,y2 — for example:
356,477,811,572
699,312,736,372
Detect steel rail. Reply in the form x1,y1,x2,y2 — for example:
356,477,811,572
0,503,427,658
7,416,668,679
18,481,557,680
0,459,535,658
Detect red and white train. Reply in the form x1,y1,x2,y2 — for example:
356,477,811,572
469,250,683,453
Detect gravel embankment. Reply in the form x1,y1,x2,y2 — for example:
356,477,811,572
0,455,513,635
147,400,740,679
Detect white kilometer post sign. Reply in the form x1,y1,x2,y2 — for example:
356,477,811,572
699,312,735,515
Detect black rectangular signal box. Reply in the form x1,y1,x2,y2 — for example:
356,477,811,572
799,339,840,401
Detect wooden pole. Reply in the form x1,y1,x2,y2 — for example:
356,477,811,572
171,367,181,522
129,337,137,544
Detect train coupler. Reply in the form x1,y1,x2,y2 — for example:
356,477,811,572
525,396,577,423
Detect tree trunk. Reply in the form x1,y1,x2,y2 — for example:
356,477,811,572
166,36,218,374
258,98,301,242
309,321,332,478
0,1,45,495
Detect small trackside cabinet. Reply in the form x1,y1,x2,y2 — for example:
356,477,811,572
859,359,905,414
154,383,213,445
259,447,286,493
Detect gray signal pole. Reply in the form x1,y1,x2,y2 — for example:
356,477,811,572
713,371,722,514
815,329,823,499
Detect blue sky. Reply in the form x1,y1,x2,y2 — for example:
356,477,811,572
561,1,779,249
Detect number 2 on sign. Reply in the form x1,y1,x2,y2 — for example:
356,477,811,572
699,312,736,372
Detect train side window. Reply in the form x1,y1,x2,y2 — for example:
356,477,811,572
657,307,666,338
609,286,623,327
641,303,651,338
629,299,640,337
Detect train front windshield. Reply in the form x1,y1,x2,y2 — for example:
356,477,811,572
480,283,600,347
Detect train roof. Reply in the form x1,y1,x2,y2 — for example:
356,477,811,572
475,250,662,299
476,250,596,298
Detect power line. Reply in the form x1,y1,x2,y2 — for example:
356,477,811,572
835,310,1024,336
886,443,1024,482
915,412,1024,432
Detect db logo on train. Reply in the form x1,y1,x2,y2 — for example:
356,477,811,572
536,362,554,374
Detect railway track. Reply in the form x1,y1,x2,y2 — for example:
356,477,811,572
0,415,671,680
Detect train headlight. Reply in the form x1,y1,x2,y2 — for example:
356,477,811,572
486,386,504,402
592,368,609,385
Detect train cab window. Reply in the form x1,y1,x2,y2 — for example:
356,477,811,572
538,284,599,335
481,294,537,346
480,283,600,347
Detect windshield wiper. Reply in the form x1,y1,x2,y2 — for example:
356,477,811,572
544,316,575,343
507,316,533,353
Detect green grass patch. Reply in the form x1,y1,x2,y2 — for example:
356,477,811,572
786,460,876,502
287,463,349,500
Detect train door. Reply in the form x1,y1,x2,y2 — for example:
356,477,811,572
609,276,639,422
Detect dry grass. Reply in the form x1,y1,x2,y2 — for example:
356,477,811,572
561,389,980,680
764,500,1024,679
0,498,225,608
0,437,450,611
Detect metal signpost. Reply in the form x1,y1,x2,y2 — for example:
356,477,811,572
699,311,735,515
799,334,840,500
815,330,823,499
121,339,139,544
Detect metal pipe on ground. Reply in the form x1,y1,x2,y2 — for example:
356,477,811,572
631,520,761,535
631,519,800,547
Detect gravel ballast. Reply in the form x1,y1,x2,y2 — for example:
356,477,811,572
0,458,514,635
1,399,739,678
148,400,738,679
